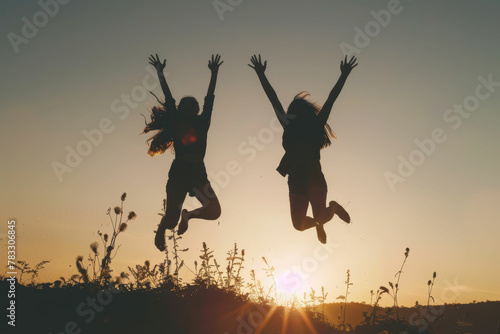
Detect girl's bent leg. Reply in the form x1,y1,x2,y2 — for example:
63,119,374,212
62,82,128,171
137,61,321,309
329,201,351,224
178,183,221,235
289,194,317,231
309,185,351,224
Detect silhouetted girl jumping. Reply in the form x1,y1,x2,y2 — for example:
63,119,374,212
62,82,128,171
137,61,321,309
144,54,223,251
249,54,357,244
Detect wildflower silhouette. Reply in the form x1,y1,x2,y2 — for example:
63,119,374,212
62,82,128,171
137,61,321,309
75,192,137,284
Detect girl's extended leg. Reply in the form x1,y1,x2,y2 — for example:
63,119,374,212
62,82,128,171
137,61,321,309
155,186,187,251
178,183,221,235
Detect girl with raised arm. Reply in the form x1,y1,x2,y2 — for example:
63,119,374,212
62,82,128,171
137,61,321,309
249,54,357,244
144,54,223,251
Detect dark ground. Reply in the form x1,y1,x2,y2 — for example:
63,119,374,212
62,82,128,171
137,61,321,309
1,280,499,334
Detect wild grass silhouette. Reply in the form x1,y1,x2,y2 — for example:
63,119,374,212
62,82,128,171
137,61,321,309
336,269,353,331
2,193,500,334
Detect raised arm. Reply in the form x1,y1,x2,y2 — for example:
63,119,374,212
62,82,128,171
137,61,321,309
249,54,287,128
206,54,223,97
200,54,223,122
318,56,358,125
148,54,176,112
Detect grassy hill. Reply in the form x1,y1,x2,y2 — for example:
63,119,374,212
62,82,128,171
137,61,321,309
322,301,500,333
2,279,499,334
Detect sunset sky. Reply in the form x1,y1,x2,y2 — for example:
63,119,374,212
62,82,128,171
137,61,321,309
1,0,499,307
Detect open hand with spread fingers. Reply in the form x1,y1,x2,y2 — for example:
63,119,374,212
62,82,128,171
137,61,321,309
340,55,358,75
208,54,224,72
248,54,267,75
148,54,166,72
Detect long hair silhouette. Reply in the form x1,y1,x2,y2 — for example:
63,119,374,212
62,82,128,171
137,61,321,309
143,96,201,156
286,91,337,149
